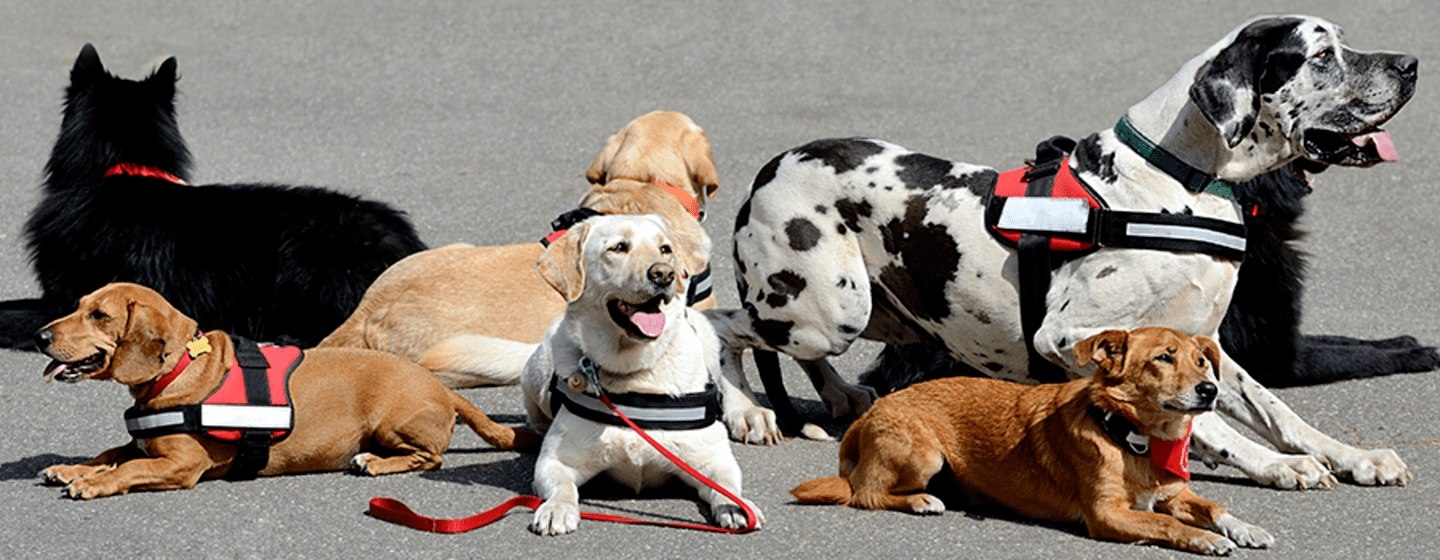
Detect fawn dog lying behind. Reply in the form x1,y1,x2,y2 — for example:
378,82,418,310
791,327,1272,555
36,282,534,499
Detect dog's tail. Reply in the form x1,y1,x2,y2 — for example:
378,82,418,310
790,476,853,505
419,334,537,387
450,391,543,451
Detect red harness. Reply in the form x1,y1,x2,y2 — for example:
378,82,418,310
124,337,303,479
987,157,1105,253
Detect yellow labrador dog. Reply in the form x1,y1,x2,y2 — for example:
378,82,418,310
479,214,762,535
319,111,718,388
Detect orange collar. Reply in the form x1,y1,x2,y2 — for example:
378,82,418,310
104,163,188,185
610,178,702,221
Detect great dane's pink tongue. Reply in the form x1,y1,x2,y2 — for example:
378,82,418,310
1352,131,1398,161
631,310,666,337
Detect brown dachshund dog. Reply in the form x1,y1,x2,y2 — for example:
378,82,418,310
792,327,1273,555
36,282,535,499
320,110,718,388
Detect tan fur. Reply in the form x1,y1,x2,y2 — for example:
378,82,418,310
791,327,1270,555
36,283,539,499
319,111,717,388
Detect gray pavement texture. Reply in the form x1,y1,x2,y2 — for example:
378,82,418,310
2,1,1438,558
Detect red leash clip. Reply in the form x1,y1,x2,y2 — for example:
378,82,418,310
368,392,759,535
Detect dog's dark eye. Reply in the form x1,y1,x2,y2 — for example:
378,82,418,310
659,244,673,255
88,310,108,321
1197,358,1207,369
1154,353,1174,364
609,241,629,254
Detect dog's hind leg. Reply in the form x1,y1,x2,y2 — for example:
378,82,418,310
350,406,453,476
1209,347,1412,486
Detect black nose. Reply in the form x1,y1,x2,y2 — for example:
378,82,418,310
648,263,675,287
1393,54,1419,79
1195,381,1218,403
34,328,53,349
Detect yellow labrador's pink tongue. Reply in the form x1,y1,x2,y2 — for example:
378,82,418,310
1352,131,1398,162
631,310,666,337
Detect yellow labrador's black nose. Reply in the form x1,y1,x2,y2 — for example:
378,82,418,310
648,263,675,287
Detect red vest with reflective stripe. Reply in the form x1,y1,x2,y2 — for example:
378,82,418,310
988,157,1104,252
201,344,301,442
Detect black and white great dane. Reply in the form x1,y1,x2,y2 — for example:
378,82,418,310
708,15,1416,489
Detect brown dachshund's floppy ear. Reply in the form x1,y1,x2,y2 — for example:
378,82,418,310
108,287,198,386
586,132,622,185
684,129,720,200
1196,335,1223,378
537,222,590,303
1075,330,1129,377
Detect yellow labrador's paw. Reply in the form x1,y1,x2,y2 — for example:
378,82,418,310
530,499,580,536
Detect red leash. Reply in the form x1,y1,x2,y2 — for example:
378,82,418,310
367,392,759,534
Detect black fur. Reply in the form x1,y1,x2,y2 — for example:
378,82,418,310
0,44,425,350
860,168,1440,396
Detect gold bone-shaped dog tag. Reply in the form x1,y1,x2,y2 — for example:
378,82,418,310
186,336,212,358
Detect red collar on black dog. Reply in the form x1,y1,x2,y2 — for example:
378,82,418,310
104,163,188,185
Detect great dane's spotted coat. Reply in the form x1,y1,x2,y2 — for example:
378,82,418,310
708,15,1417,489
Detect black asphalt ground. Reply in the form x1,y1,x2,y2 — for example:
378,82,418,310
1,1,1437,558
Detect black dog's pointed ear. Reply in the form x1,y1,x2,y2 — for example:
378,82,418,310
150,56,179,85
71,43,106,82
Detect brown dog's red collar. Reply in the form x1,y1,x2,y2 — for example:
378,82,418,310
104,163,188,185
147,331,210,399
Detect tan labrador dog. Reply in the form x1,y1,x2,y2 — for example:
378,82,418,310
36,283,533,499
320,111,718,388
792,327,1271,556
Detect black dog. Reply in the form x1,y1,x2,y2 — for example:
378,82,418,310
0,44,425,350
859,168,1440,398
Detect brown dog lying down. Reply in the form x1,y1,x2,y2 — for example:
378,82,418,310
319,110,718,388
792,327,1272,555
36,282,534,499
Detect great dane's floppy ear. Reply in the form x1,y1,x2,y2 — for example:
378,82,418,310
1189,17,1305,148
1075,330,1130,376
537,222,590,303
1195,335,1223,379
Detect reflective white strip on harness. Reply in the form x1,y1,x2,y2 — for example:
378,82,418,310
125,410,186,433
561,389,712,423
125,405,292,433
201,404,292,429
1125,222,1246,253
996,197,1091,234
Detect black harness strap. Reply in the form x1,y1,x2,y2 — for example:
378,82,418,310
1016,137,1077,383
227,338,273,480
1089,406,1150,456
548,373,721,431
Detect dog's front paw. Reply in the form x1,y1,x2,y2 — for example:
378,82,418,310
1189,533,1238,556
724,405,782,445
713,499,764,530
818,381,878,419
1255,454,1336,490
1333,448,1411,486
530,499,580,536
349,453,379,476
63,477,118,500
41,464,94,486
1215,514,1273,549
